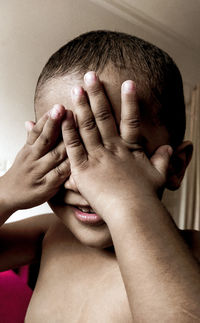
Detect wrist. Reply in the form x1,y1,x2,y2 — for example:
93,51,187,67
104,194,162,228
0,175,17,220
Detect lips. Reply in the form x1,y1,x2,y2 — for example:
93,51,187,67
71,205,104,226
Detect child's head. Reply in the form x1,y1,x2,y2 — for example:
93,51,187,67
34,30,192,248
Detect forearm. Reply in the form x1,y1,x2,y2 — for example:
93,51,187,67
0,201,14,226
0,176,16,226
107,198,200,322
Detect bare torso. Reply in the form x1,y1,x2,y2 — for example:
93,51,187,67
25,218,132,322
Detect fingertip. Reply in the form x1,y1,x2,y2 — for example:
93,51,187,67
84,71,97,86
156,145,173,158
49,104,65,120
167,145,173,157
122,80,136,94
25,121,35,132
71,86,84,100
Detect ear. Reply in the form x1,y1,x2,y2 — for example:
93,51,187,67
166,141,193,191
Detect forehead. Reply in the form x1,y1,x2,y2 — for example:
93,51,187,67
36,68,132,119
36,69,170,154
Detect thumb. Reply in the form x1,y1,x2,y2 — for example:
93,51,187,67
150,145,173,179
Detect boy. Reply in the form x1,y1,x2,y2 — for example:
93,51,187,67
0,31,200,322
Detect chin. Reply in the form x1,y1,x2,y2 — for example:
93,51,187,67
48,202,113,249
70,229,113,249
69,224,113,249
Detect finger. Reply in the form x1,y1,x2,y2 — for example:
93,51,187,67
45,158,71,188
25,121,35,141
27,104,65,145
120,81,141,147
62,109,88,168
71,85,102,152
25,121,35,132
151,145,173,179
84,72,118,142
38,141,67,174
26,113,48,145
33,104,66,158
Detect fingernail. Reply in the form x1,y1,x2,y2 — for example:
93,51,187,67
71,86,83,97
50,104,61,119
25,121,33,132
167,146,173,157
122,80,136,93
84,71,97,85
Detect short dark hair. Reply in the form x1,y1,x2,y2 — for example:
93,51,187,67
35,30,186,147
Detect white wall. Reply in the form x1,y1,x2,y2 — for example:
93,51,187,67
1,0,199,221
0,0,140,162
0,0,153,221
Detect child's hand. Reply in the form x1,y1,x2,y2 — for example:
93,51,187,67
0,104,70,213
62,72,173,222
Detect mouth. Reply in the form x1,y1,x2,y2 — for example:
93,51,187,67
70,205,105,226
76,205,95,213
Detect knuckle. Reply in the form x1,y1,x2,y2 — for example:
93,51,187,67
62,123,72,134
54,165,65,177
88,85,104,97
104,140,119,154
77,96,87,106
59,146,67,160
21,144,30,157
50,148,61,161
39,133,50,146
80,117,96,131
35,176,46,186
63,125,80,147
31,126,41,137
123,117,140,129
67,136,81,148
95,108,111,122
62,159,70,173
20,145,35,162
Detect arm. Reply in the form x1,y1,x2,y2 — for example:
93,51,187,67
62,72,200,322
0,214,56,271
0,104,70,270
107,200,200,322
0,104,70,226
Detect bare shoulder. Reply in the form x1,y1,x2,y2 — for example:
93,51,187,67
180,229,200,263
190,230,200,262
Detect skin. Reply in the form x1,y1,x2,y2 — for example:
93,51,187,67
36,67,172,249
0,67,199,322
0,105,70,225
60,71,200,321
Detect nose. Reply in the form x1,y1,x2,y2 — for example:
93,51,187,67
63,175,89,206
64,174,79,192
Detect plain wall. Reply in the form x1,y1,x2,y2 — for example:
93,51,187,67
0,0,199,221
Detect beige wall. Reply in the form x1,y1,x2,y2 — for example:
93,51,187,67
1,0,199,221
1,0,199,163
0,0,146,162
